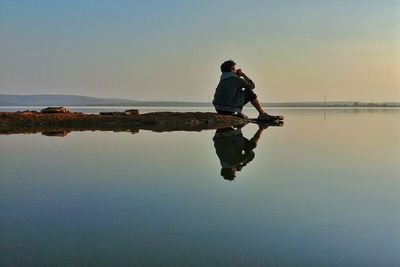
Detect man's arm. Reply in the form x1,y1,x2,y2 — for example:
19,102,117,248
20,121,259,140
236,70,255,90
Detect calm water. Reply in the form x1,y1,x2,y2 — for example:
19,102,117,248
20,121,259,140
1,108,399,266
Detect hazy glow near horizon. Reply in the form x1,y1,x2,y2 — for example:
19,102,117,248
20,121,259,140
0,0,399,102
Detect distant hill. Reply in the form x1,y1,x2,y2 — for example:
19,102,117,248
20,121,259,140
0,94,209,107
1,94,399,107
0,94,140,106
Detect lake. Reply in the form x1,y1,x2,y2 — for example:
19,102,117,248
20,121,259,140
1,107,399,266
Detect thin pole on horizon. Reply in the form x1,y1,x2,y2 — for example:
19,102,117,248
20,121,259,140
324,93,327,121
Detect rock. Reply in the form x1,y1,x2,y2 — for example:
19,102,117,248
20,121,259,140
99,111,130,116
124,109,139,115
41,130,70,137
0,110,283,135
41,107,69,113
98,110,138,116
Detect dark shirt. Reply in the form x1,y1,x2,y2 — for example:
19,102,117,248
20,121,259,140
212,72,255,112
213,127,256,168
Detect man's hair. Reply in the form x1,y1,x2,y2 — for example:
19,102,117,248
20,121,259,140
221,168,236,181
220,60,236,73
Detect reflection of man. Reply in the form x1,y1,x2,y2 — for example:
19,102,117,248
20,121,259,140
213,125,264,181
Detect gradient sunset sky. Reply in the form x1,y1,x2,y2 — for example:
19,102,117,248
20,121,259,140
0,0,399,102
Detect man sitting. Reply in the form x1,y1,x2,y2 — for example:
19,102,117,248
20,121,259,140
212,59,279,120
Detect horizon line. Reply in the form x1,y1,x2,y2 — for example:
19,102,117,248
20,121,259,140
1,93,399,103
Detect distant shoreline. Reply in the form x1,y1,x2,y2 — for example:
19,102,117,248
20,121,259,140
1,103,400,108
1,105,400,110
1,94,399,108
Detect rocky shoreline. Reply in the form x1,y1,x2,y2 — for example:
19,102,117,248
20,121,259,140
0,107,282,136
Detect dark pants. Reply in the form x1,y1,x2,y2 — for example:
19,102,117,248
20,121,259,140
216,88,257,115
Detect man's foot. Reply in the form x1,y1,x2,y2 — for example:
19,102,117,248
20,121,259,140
257,120,284,129
257,113,283,121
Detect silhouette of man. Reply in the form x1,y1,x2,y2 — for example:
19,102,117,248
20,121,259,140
213,59,280,121
213,125,265,181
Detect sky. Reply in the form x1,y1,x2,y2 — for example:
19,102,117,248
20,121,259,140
0,0,399,102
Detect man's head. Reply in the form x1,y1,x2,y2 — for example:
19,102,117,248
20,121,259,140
220,167,237,181
220,60,237,73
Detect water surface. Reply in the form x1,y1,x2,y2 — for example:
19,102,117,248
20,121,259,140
1,108,399,266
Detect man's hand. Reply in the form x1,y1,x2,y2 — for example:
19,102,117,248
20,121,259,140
236,69,248,79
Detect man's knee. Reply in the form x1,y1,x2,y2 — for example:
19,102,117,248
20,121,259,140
245,92,257,104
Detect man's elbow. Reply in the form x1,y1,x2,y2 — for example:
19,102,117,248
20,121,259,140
249,82,255,89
